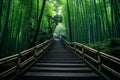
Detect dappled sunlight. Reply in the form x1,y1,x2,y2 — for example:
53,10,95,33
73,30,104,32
54,23,65,38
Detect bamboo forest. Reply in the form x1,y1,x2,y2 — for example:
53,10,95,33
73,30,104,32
0,0,120,80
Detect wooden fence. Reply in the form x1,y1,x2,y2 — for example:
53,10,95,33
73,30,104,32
0,38,53,79
63,39,120,80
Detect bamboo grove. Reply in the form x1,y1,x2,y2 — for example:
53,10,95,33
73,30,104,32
0,0,62,58
0,0,120,58
63,0,120,43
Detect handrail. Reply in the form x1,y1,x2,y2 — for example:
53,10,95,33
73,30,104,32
62,38,120,79
0,38,53,79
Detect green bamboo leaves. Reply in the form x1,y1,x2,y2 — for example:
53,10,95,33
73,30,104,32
0,0,120,58
0,0,63,58
62,0,120,43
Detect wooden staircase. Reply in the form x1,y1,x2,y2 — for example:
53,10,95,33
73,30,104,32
22,39,100,80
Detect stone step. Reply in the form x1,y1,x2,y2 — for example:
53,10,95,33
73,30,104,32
23,72,100,80
37,61,83,63
30,67,93,73
34,63,87,67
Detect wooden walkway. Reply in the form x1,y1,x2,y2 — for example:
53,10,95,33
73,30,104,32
22,39,100,80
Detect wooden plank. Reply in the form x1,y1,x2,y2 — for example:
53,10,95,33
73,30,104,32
84,54,98,63
0,54,18,62
101,64,120,78
20,56,34,68
100,52,120,62
0,66,17,77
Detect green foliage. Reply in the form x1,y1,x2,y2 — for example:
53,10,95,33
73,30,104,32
0,0,62,58
86,38,120,58
61,0,120,58
107,38,120,47
62,0,120,43
54,24,65,37
0,0,120,58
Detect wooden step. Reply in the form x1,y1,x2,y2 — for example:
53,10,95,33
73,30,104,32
23,72,100,80
40,58,80,61
30,67,93,73
34,63,87,67
21,39,101,80
37,61,83,63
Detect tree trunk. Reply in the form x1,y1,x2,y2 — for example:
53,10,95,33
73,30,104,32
0,0,3,15
15,5,22,53
30,0,46,47
112,0,120,37
0,0,3,29
37,0,39,20
26,0,33,47
103,0,111,38
0,0,11,57
67,0,72,42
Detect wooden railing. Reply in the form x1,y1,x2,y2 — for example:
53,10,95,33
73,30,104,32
0,38,53,79
63,39,120,80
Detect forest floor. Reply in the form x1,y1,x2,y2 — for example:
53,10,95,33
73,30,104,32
86,38,120,58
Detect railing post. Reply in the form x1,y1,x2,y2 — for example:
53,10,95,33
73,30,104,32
43,42,46,50
98,51,101,71
42,42,45,50
45,41,48,49
70,43,71,48
66,42,69,47
81,45,85,59
48,40,50,47
74,43,76,53
67,43,69,47
34,47,37,61
16,53,21,75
